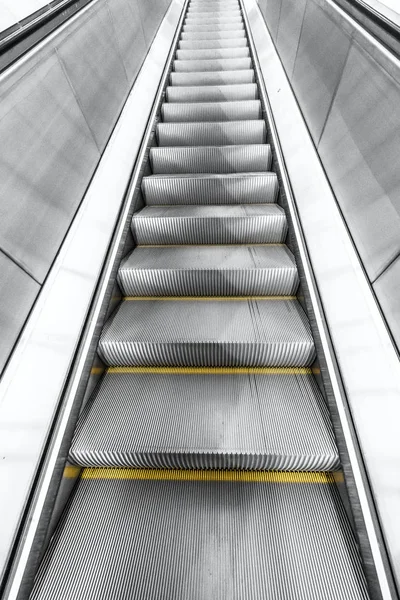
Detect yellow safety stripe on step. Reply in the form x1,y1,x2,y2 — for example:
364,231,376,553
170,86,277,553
81,469,335,484
64,466,81,478
107,366,313,375
124,296,297,301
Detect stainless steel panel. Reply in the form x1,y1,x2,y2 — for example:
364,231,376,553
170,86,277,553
0,51,100,283
56,4,129,151
276,0,307,79
373,257,400,350
0,252,39,373
137,0,167,46
291,0,351,143
263,0,281,41
319,42,400,282
106,0,147,83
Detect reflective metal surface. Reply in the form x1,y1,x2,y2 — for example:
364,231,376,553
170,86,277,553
56,4,129,151
244,0,399,595
107,0,147,82
291,0,351,143
275,0,307,79
0,0,184,589
0,251,39,372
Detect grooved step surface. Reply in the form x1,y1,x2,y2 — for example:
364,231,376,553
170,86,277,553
70,372,339,470
162,100,261,122
166,83,257,102
118,245,299,296
99,299,315,367
157,121,266,146
31,477,369,600
179,38,248,49
184,16,243,25
183,22,244,32
176,48,250,60
187,8,242,15
131,205,287,245
150,145,271,174
181,30,246,40
170,69,254,86
174,57,251,72
142,173,278,205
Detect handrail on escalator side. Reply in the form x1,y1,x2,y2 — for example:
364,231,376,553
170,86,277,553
334,0,400,59
0,0,94,73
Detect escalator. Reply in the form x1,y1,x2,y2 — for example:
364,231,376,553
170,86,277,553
30,0,371,597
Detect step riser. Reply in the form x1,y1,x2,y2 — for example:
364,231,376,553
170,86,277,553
142,175,278,205
150,146,271,174
162,100,261,122
131,216,288,245
179,39,248,49
119,269,298,298
170,70,255,86
184,17,243,25
173,58,251,72
176,48,250,60
157,121,266,147
183,23,244,32
166,84,258,103
181,31,246,40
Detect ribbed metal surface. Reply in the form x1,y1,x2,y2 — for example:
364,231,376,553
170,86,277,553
142,173,278,205
118,245,298,296
170,69,254,86
174,57,251,72
131,205,288,245
184,16,243,25
99,298,315,367
187,8,242,15
157,121,265,146
150,145,271,174
179,38,248,49
31,476,369,600
162,100,261,122
166,83,257,102
70,372,338,470
176,47,249,60
181,30,246,39
183,23,244,32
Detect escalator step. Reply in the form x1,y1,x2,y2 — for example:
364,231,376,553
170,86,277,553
99,298,315,367
161,100,261,122
166,83,258,102
176,48,250,60
150,145,271,174
181,30,246,39
131,205,287,245
118,245,298,296
183,23,244,32
142,173,278,204
31,474,369,600
178,38,248,49
170,69,255,86
157,121,265,146
184,16,243,25
70,371,338,470
187,8,242,15
173,57,251,72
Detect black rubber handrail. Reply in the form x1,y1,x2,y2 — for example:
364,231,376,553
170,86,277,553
335,0,400,59
0,0,93,73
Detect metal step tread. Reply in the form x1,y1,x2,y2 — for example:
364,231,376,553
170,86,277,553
31,474,369,600
170,69,254,86
174,57,251,72
118,245,298,296
183,22,244,32
166,83,257,103
176,48,249,60
131,204,287,245
184,16,243,25
142,172,278,205
157,120,266,147
99,298,315,367
70,372,338,470
150,145,271,174
181,30,246,40
162,100,261,122
179,38,248,49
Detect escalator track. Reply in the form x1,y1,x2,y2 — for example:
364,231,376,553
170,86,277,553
30,1,370,598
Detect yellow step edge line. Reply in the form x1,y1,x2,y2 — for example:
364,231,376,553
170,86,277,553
137,244,286,248
107,366,313,375
124,296,297,301
81,469,334,484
